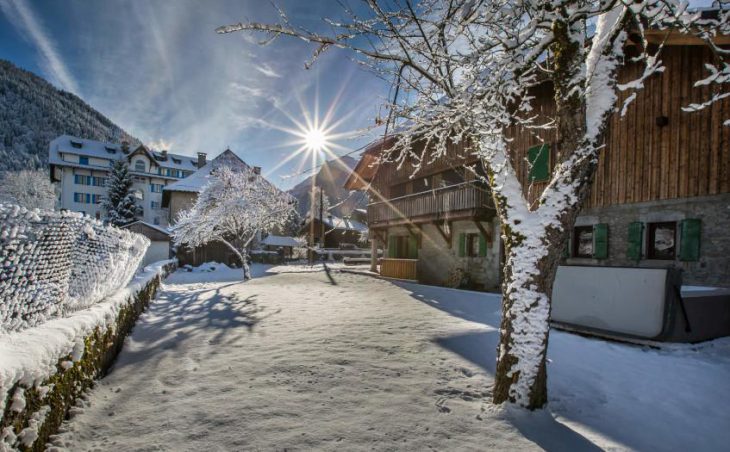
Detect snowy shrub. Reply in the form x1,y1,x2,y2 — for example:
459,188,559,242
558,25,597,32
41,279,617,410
0,203,149,333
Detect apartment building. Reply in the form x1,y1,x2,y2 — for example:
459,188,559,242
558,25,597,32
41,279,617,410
49,135,203,227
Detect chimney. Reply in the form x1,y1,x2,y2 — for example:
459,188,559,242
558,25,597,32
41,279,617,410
253,166,261,175
121,141,130,153
197,152,207,168
161,150,168,160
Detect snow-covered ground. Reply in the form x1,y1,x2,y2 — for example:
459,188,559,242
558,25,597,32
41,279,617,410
51,264,730,451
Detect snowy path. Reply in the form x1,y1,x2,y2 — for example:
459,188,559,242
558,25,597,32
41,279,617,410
52,265,730,451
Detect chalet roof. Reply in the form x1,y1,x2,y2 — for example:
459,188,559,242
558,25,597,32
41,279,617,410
344,136,396,191
261,235,303,247
324,215,367,233
120,221,172,240
49,135,198,172
162,149,250,194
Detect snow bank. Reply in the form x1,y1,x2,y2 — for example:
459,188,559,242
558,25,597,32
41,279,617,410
0,204,149,333
0,258,175,451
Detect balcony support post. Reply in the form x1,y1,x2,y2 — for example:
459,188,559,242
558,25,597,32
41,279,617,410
433,221,452,246
474,220,492,245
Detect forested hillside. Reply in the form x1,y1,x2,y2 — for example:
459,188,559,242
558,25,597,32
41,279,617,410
0,60,139,171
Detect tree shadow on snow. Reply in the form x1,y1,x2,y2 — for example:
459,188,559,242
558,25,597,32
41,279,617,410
396,281,602,451
505,408,604,452
111,283,279,372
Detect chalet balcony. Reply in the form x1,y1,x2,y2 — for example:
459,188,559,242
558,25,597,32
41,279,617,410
367,181,494,227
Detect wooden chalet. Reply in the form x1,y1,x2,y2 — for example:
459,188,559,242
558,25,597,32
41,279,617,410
345,35,730,290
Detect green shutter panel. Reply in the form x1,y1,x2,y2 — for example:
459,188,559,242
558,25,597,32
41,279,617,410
627,222,644,261
387,236,397,258
562,238,570,259
478,233,487,257
679,219,701,261
458,233,466,257
408,235,419,259
593,223,609,259
528,144,550,182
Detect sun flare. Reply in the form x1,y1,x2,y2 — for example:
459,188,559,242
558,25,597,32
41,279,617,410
304,127,327,152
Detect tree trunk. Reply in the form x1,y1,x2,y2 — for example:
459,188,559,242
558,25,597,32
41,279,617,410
492,233,561,409
220,239,250,281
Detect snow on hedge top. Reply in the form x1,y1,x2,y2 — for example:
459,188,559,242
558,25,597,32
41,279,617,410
0,204,149,333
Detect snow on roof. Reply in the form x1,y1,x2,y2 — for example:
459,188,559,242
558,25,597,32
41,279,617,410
323,215,367,233
163,149,249,193
261,235,303,247
49,135,198,172
121,221,172,236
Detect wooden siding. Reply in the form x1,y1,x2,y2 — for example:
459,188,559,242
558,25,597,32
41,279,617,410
368,45,730,210
380,258,418,280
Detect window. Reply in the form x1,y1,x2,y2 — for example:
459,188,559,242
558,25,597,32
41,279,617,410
458,232,487,258
150,201,160,209
390,183,407,198
153,217,160,225
573,226,594,258
411,176,432,194
74,175,91,185
135,160,146,172
527,143,551,182
149,183,164,193
92,177,107,187
466,233,480,257
439,169,465,187
79,156,89,165
648,222,676,260
571,224,608,259
74,192,92,204
92,194,103,204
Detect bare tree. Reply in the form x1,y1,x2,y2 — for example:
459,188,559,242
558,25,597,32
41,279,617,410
173,166,297,280
218,1,730,409
0,170,56,211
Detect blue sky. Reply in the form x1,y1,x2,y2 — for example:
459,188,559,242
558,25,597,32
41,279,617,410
0,0,390,189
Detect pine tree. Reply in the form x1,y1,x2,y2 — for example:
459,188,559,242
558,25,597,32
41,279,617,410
104,160,139,226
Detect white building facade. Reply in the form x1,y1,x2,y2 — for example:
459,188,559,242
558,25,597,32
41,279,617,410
49,135,206,227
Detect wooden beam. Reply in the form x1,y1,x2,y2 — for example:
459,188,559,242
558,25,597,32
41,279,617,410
406,224,420,239
474,220,492,245
433,221,451,246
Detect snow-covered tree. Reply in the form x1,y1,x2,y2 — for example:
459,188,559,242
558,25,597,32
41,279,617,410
173,165,296,280
218,1,730,409
104,160,140,226
0,169,56,211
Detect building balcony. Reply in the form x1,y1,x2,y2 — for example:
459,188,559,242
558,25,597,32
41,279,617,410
367,181,494,227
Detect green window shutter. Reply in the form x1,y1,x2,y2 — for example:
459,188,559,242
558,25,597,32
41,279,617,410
593,223,609,259
528,144,550,182
458,233,466,257
679,219,701,261
478,233,488,257
408,235,418,259
387,236,397,258
627,222,644,261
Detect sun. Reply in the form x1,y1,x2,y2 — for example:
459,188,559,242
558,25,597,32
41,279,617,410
304,127,327,152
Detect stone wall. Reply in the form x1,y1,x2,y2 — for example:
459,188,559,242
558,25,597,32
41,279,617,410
567,193,730,287
0,260,176,451
387,217,501,291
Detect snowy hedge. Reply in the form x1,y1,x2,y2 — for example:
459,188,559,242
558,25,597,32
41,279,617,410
0,259,176,451
0,204,149,333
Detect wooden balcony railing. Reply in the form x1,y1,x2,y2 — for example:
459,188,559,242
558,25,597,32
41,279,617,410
368,182,492,226
380,258,418,280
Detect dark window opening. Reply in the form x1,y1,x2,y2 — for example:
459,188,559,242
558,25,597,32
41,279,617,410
573,226,594,258
647,222,676,260
466,233,480,257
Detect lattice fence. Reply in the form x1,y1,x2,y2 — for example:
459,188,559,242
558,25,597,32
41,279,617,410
0,204,149,332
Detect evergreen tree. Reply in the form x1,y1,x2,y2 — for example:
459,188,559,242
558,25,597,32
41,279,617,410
104,160,139,226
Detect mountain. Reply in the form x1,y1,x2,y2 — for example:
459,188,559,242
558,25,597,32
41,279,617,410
288,155,368,218
0,60,139,171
